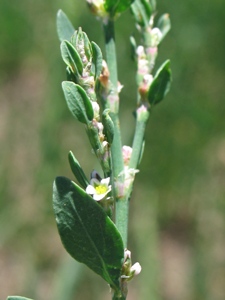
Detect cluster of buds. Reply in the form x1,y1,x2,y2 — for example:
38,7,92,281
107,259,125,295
121,249,142,281
114,146,139,199
131,2,171,108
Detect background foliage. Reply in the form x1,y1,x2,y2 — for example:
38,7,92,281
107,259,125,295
1,0,225,299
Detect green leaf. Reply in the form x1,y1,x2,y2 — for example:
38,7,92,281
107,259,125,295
53,176,124,289
102,109,114,144
60,41,83,76
62,81,94,124
104,0,135,15
91,41,103,79
68,151,89,189
157,14,171,42
7,297,33,300
56,10,75,42
131,0,152,28
147,60,172,106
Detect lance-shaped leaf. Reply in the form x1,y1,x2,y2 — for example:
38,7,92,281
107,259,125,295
131,0,152,28
68,151,89,189
104,0,135,15
102,109,114,145
62,81,94,124
57,10,75,42
53,176,124,290
60,41,83,76
157,14,171,42
7,297,33,300
147,60,172,106
91,41,103,79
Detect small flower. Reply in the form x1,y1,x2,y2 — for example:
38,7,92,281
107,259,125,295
86,177,111,201
91,101,100,119
122,146,132,166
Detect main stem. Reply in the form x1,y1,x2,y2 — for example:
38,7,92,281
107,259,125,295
103,20,128,249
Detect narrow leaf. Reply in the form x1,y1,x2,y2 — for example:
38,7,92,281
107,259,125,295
56,10,75,42
53,176,124,289
102,109,114,144
131,0,152,28
60,41,83,76
62,81,94,124
157,14,171,42
147,60,172,106
68,151,89,189
91,42,103,79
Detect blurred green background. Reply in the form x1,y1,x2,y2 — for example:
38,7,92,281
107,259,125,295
1,0,225,299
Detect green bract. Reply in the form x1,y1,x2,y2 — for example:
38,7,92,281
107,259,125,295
53,177,124,290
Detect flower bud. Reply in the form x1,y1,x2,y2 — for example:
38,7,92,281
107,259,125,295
130,262,142,276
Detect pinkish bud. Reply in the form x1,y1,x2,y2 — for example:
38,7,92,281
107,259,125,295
122,146,132,166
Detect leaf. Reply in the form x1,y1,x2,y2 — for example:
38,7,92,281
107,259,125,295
7,297,33,300
62,81,94,124
60,41,83,76
131,0,152,28
157,14,171,42
147,60,172,106
91,41,103,79
53,176,124,289
102,109,114,145
68,151,89,189
56,10,75,42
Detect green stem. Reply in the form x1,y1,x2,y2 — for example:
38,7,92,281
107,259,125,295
103,20,124,177
103,20,118,89
112,292,126,300
103,20,128,248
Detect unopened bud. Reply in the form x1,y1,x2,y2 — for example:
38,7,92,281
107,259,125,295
130,262,142,276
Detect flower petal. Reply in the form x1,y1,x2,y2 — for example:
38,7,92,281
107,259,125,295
101,177,110,185
93,193,105,201
86,185,96,195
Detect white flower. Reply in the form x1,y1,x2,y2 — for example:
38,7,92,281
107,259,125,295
86,177,111,201
91,101,100,119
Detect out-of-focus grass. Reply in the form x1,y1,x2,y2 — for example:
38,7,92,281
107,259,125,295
0,0,225,299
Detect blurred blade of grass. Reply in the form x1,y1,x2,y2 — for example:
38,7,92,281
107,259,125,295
130,186,161,300
51,256,84,300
